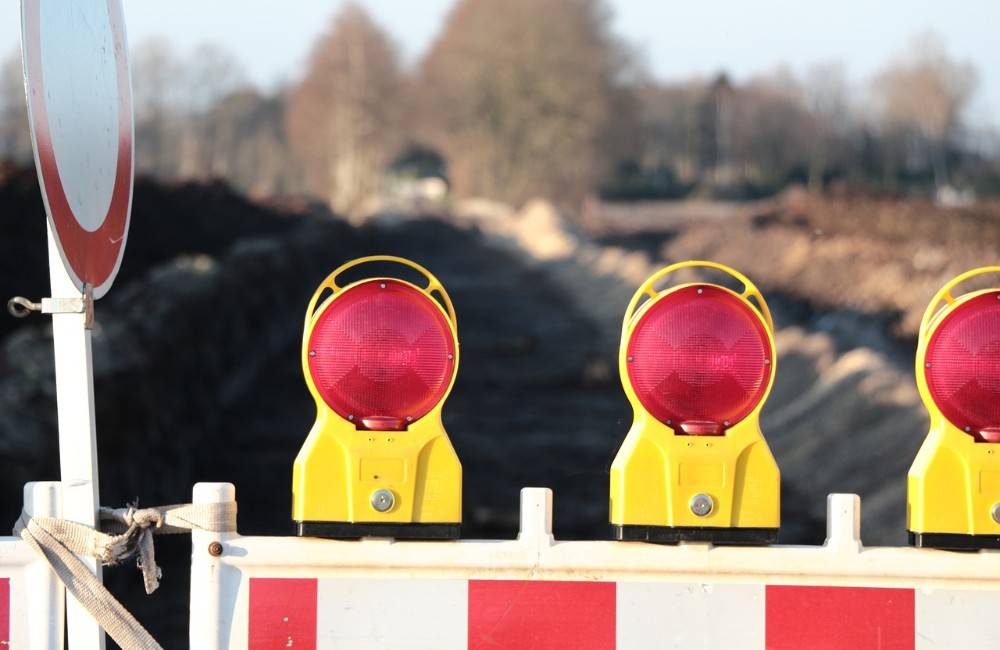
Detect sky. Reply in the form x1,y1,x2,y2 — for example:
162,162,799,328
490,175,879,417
2,0,998,127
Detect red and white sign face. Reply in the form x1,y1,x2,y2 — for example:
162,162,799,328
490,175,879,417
247,578,1000,649
21,0,133,299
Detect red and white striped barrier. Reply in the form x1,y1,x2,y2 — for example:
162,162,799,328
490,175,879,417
189,484,1000,650
0,482,65,649
245,578,996,649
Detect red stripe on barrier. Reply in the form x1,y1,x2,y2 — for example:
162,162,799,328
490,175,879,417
249,578,317,650
0,578,8,645
469,579,615,650
765,585,914,650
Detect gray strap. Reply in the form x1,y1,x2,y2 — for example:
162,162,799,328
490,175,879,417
14,501,237,650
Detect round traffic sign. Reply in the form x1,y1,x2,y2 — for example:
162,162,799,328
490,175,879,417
21,0,134,299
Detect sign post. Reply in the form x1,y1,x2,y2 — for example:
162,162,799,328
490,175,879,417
19,1,134,648
45,225,103,650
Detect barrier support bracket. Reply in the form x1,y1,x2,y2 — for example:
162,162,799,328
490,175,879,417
824,493,863,554
517,487,555,549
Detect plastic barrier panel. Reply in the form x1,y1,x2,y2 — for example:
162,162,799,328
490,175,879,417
0,482,64,649
190,484,1000,650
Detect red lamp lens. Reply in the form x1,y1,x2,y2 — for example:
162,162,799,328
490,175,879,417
626,284,772,432
925,291,1000,441
307,279,456,429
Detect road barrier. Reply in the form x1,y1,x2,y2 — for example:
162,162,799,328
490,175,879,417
191,483,1000,649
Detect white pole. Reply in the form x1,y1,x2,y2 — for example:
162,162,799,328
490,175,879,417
190,482,237,650
24,481,65,650
46,223,105,650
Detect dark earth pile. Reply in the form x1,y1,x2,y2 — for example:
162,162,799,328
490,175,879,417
0,168,626,645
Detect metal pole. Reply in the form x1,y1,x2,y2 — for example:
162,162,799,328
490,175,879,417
46,223,105,650
24,481,65,650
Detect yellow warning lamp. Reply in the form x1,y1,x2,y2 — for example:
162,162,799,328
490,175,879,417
610,261,780,543
908,266,1000,549
293,255,462,538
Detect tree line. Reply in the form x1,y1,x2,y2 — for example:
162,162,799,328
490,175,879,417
1,0,998,215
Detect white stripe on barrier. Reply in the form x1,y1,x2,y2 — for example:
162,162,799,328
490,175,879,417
318,579,466,649
915,588,1000,649
617,582,764,650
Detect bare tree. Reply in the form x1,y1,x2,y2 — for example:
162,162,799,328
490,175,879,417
632,71,822,197
203,89,300,197
130,37,294,195
177,43,248,179
636,80,704,184
131,37,183,178
418,0,639,208
286,4,403,216
0,49,32,164
804,63,851,191
873,33,978,187
729,69,813,191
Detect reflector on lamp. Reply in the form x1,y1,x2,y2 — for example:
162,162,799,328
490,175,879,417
909,266,1000,549
293,256,462,539
610,261,781,544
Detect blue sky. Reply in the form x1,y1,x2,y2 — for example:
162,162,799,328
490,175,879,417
2,1,997,127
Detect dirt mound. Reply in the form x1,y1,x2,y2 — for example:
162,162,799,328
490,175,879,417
589,193,1000,337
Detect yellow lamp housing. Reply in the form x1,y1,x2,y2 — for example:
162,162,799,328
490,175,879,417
293,255,462,539
610,261,780,544
908,266,1000,549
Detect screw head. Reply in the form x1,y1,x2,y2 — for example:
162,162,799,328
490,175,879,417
992,502,1000,524
208,541,224,557
689,493,714,517
308,350,316,357
696,288,704,295
371,489,395,513
379,282,387,289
